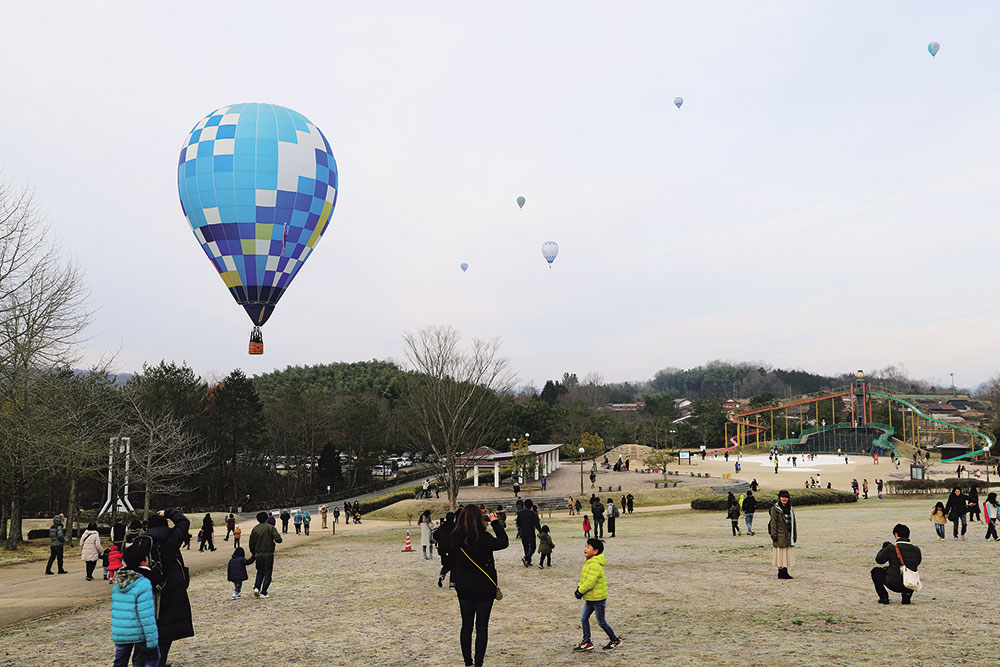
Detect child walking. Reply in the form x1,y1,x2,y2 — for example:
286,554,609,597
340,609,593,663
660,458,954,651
537,525,554,569
107,544,123,582
929,502,947,541
111,544,159,667
227,547,256,600
232,525,242,549
582,515,591,538
573,538,621,652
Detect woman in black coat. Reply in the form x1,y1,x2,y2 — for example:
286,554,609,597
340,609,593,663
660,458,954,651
449,505,508,667
144,508,194,666
944,487,968,540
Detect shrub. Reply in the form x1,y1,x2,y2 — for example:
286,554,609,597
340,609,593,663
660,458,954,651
349,488,421,514
690,488,857,511
885,478,998,495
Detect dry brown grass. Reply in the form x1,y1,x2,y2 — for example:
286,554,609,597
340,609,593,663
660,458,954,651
2,497,999,666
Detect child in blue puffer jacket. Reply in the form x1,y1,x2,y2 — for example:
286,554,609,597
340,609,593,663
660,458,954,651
111,544,159,667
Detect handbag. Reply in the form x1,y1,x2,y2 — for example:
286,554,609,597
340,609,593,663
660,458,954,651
894,543,922,591
460,547,502,601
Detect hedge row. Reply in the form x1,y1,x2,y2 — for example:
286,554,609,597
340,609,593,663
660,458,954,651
885,478,998,495
690,488,857,511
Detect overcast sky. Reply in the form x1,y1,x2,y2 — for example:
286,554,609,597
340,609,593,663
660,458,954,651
2,2,998,389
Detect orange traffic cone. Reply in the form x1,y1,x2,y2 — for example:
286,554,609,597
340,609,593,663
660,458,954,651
402,530,414,552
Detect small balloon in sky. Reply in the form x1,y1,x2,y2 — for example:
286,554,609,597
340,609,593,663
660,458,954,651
928,41,940,58
460,263,469,272
516,196,526,209
541,241,559,268
674,97,684,109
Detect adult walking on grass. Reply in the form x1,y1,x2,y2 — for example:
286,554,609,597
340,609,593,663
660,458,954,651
143,508,193,666
872,523,921,605
743,490,757,535
769,490,796,579
591,498,605,540
450,505,508,667
435,511,457,588
516,500,541,567
293,508,303,534
944,487,968,540
224,513,235,541
249,511,282,599
983,493,999,541
626,493,634,515
967,486,981,522
80,522,103,581
280,508,291,534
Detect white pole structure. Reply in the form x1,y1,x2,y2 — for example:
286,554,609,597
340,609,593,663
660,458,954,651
493,461,500,488
121,437,134,512
473,464,480,487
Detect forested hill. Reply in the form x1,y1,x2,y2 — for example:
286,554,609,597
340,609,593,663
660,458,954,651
253,360,406,401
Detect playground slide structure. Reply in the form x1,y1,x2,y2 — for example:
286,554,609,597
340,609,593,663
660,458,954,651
718,386,992,463
872,391,993,462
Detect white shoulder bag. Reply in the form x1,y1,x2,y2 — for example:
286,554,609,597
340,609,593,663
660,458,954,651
894,543,922,591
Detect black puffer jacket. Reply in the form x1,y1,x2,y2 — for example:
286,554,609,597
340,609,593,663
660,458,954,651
143,508,194,643
945,492,968,520
875,539,922,588
449,520,509,601
743,495,757,514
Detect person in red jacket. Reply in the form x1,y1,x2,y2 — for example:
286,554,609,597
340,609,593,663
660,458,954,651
107,544,123,582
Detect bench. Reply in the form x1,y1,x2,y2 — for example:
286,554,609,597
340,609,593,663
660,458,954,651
654,480,680,489
597,485,622,492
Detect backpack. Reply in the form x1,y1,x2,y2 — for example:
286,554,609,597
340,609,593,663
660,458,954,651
727,505,739,520
611,506,620,518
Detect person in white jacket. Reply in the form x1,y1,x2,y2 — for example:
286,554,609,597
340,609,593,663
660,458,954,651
79,522,103,581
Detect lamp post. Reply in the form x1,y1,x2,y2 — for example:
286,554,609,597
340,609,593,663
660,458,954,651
579,447,586,495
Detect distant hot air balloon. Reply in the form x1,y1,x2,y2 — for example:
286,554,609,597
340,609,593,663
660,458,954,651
674,97,684,109
460,263,469,272
541,241,559,267
177,103,338,355
928,41,940,58
516,196,526,209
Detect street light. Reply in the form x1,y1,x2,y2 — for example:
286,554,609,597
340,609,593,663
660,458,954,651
579,447,586,495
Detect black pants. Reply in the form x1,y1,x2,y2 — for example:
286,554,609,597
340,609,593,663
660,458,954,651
46,546,64,573
951,515,967,537
199,533,214,551
85,560,97,578
521,535,536,563
987,522,998,540
157,640,171,667
281,520,289,533
594,520,604,539
607,516,616,536
253,554,274,594
731,520,740,536
458,597,494,666
539,553,551,567
871,567,912,602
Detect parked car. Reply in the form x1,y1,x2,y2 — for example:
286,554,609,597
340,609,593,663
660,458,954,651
371,465,393,477
398,457,413,468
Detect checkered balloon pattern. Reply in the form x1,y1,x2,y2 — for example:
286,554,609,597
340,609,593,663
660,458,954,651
177,103,338,326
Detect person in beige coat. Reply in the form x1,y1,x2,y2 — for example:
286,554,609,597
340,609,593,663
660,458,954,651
768,490,797,580
79,522,103,581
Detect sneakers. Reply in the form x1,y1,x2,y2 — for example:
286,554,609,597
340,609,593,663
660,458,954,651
438,574,445,588
231,594,238,600
877,598,890,605
236,593,242,599
259,593,270,599
961,535,967,541
539,563,544,569
253,588,260,598
573,641,594,652
603,638,622,650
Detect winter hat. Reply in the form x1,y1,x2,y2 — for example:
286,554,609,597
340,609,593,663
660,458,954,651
778,490,790,499
147,514,167,528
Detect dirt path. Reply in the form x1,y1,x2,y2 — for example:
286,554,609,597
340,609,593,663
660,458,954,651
0,516,398,629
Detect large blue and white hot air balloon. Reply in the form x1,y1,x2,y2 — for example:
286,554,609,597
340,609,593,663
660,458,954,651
177,103,338,354
541,241,559,267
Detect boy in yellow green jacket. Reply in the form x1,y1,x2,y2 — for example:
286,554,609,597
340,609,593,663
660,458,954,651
573,539,622,651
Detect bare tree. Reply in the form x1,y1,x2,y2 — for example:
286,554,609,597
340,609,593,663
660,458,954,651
0,180,90,550
399,326,516,510
123,390,212,519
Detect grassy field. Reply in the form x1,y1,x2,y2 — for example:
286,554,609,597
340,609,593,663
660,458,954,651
2,497,999,666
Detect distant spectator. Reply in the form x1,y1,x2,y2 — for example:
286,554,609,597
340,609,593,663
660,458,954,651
112,517,126,549
419,510,435,560
200,513,216,552
224,513,236,541
280,508,291,533
537,525,554,569
303,509,311,536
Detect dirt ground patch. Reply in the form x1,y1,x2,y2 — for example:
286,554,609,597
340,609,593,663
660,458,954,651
2,497,999,666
